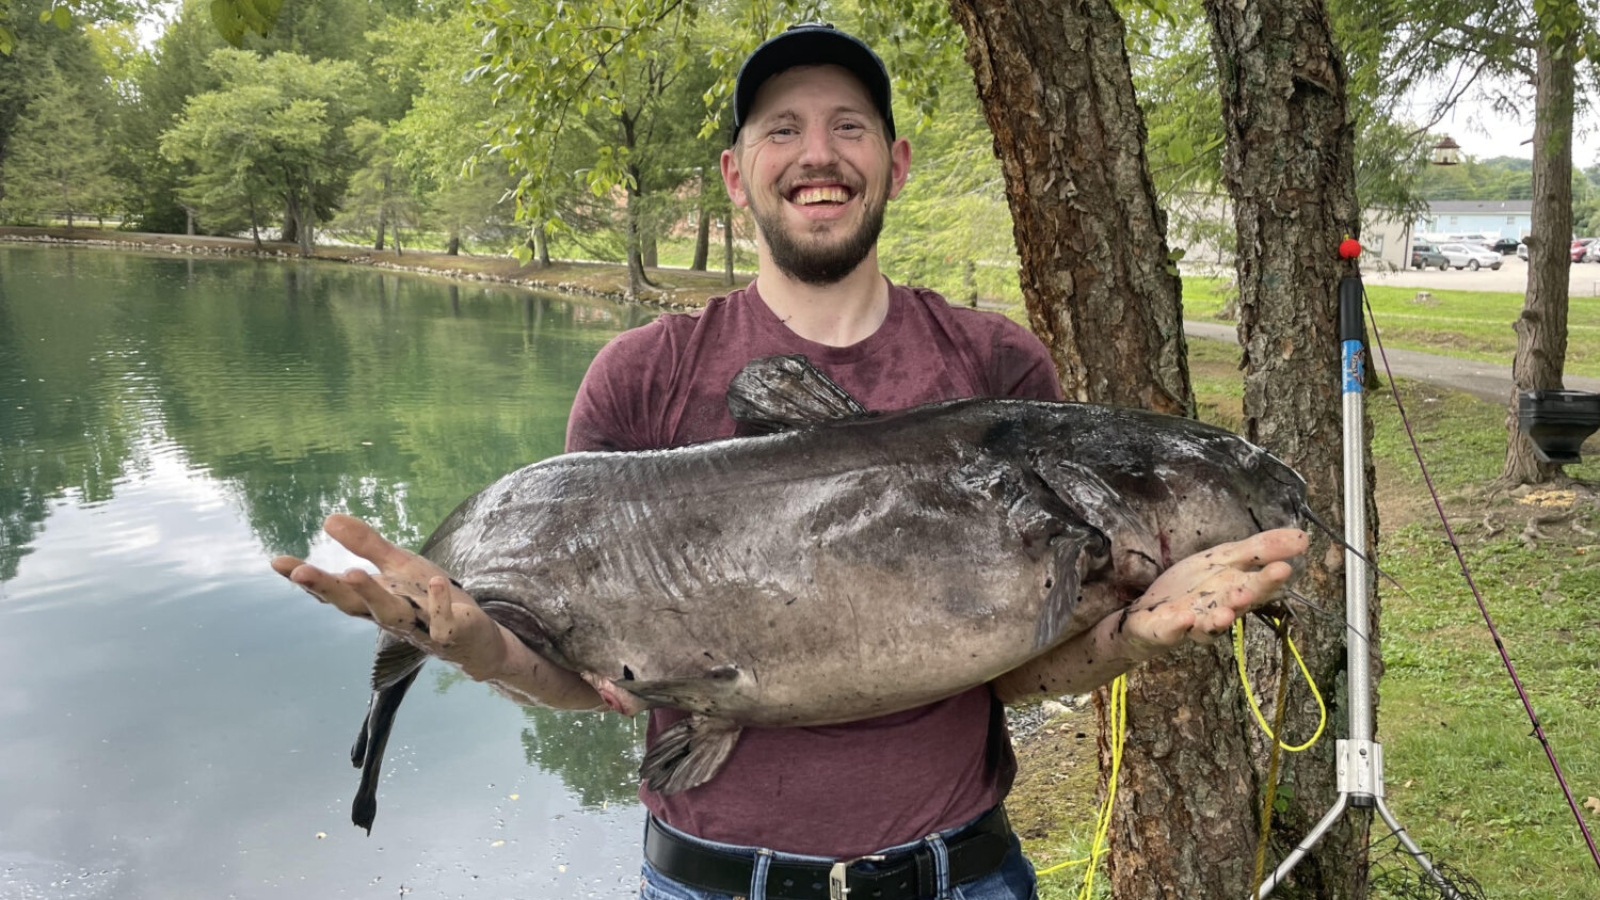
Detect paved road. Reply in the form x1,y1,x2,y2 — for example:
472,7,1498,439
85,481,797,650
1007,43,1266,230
1360,256,1600,298
1183,320,1600,405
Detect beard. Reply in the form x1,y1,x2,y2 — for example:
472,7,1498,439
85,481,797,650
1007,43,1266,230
748,176,888,286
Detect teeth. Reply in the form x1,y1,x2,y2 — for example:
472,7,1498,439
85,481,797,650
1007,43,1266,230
792,186,849,205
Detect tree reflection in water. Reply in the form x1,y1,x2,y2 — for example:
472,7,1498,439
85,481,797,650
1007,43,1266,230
520,706,648,808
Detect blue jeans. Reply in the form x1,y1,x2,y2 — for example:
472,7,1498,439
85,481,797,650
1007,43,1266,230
637,814,1039,900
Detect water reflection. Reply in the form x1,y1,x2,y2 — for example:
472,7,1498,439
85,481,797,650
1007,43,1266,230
0,244,655,898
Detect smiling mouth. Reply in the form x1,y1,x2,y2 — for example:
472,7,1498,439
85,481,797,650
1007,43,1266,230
788,185,853,206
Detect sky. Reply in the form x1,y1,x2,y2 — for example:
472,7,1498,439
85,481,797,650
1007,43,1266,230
1397,76,1600,170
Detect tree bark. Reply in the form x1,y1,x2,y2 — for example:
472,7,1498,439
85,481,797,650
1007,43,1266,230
375,172,389,250
1205,0,1372,895
723,213,735,286
951,0,1229,891
949,0,1191,415
693,199,711,271
1500,13,1575,485
536,226,551,266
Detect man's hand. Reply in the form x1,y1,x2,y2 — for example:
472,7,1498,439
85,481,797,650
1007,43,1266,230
1113,526,1309,658
270,514,601,709
994,527,1309,702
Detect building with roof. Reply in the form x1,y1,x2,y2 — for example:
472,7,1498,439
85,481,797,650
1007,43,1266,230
1416,199,1533,242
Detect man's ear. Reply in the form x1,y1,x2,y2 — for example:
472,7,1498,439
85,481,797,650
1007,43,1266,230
887,137,912,200
721,147,748,209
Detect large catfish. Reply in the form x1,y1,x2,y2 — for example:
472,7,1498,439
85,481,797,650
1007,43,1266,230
345,355,1307,832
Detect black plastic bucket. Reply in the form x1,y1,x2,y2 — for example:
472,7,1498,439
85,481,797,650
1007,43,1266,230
1516,390,1600,464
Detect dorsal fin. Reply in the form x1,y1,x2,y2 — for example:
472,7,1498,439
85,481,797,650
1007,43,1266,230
726,355,870,433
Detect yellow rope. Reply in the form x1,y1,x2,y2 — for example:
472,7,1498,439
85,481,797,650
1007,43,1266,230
1233,618,1327,752
1252,625,1293,887
1032,618,1328,888
1030,675,1126,891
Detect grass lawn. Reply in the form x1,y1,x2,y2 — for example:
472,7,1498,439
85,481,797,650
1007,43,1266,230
1016,337,1600,899
1184,276,1600,379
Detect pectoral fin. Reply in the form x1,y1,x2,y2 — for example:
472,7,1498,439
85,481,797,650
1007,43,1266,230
639,714,743,795
349,634,428,834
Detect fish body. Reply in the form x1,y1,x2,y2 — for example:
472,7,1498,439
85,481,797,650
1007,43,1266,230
348,356,1306,828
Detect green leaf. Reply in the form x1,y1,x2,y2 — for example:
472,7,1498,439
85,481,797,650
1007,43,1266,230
1167,135,1194,166
51,4,69,30
211,0,247,46
0,24,13,55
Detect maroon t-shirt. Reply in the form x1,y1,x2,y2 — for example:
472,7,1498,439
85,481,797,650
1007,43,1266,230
565,279,1062,857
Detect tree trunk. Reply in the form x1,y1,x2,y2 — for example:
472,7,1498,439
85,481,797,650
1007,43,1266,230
185,206,196,236
949,0,1191,415
950,5,1253,892
1205,0,1371,895
375,172,389,250
626,185,651,296
448,229,461,256
289,192,313,258
1500,13,1575,485
692,192,711,271
249,195,262,250
281,203,298,245
536,226,550,265
723,213,735,285
643,231,658,268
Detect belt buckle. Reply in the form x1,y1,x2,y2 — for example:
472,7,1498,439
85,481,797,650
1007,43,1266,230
827,855,884,900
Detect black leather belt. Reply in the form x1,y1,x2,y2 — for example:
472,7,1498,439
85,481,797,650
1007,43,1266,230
643,806,1015,900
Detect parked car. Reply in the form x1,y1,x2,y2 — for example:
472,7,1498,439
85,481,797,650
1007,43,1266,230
1584,240,1600,263
1574,238,1596,263
1437,242,1503,270
1491,237,1520,254
1411,241,1450,270
1517,242,1529,261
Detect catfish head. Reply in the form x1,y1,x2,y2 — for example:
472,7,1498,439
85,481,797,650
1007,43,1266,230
1027,405,1307,594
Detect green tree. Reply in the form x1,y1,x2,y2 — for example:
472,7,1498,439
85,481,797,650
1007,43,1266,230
472,0,729,296
0,62,120,224
334,118,419,251
1340,0,1599,485
160,48,365,255
370,11,520,256
121,0,228,232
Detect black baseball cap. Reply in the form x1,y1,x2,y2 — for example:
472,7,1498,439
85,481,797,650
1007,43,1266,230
732,22,896,141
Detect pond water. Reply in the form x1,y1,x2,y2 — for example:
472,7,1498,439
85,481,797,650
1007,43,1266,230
0,245,656,898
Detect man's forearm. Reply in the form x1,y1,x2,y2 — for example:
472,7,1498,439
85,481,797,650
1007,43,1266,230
992,613,1148,704
466,628,607,711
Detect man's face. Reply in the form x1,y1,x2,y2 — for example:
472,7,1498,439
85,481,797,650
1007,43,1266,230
722,64,911,285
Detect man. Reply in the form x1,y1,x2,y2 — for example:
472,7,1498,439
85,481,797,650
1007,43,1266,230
273,23,1308,900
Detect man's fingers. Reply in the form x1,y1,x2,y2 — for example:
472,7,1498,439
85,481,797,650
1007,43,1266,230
1210,528,1309,569
349,568,423,633
324,514,413,571
425,576,455,644
270,555,304,578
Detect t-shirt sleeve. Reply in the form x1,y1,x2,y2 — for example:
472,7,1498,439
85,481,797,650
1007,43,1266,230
566,326,673,452
992,320,1063,401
